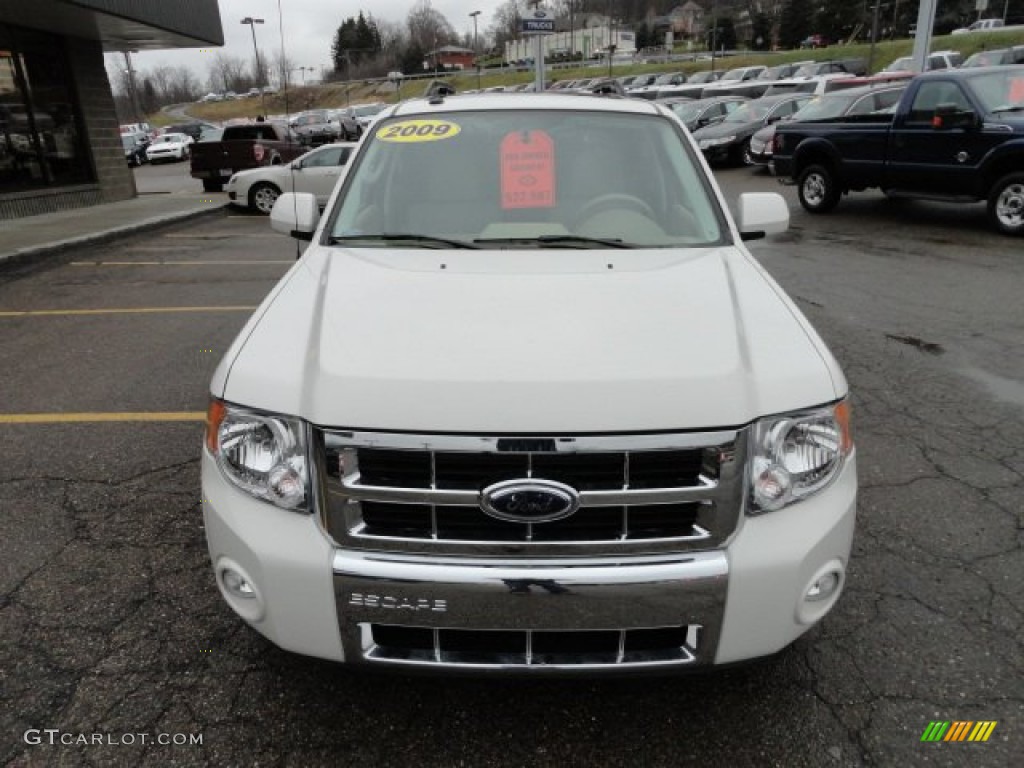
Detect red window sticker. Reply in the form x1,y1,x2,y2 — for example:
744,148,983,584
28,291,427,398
500,130,556,209
1010,77,1024,103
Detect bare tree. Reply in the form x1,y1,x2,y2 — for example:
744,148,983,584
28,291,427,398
407,0,457,51
269,49,295,89
489,0,525,53
207,52,248,93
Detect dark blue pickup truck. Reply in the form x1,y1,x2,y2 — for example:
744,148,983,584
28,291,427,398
773,66,1024,235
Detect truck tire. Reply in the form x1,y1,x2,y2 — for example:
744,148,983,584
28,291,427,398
202,178,223,192
797,164,840,213
987,173,1024,236
249,182,281,215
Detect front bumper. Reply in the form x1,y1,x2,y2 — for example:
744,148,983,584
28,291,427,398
202,451,856,671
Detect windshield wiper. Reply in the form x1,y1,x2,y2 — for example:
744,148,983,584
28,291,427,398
990,105,1024,114
327,233,479,249
473,235,632,249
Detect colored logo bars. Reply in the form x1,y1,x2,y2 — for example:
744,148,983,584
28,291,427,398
921,721,997,742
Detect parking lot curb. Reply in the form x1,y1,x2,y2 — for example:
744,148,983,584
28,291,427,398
0,203,228,271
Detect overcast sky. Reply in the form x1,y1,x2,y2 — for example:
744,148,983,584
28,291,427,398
123,0,509,80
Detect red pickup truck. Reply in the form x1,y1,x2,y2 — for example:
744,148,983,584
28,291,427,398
190,122,304,192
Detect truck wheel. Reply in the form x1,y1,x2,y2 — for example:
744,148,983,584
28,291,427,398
202,179,223,192
797,164,840,213
249,182,281,215
987,173,1024,236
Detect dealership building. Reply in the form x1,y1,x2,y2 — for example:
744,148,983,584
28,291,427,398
0,0,222,220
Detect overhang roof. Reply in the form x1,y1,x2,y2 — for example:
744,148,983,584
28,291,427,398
0,0,223,51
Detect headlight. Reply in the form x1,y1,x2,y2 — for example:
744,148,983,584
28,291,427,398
205,400,309,511
749,400,852,514
700,136,735,149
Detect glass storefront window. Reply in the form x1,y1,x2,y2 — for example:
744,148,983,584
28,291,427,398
0,24,93,195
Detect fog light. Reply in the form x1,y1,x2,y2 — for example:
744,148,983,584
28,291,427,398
805,571,840,602
222,567,255,598
796,559,845,625
216,558,265,622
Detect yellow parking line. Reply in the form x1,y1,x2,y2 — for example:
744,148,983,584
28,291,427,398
0,412,206,424
70,260,292,266
0,306,257,317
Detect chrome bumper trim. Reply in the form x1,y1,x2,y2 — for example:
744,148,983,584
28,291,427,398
332,550,728,669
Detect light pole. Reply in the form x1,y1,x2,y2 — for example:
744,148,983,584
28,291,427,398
470,10,481,90
241,16,266,116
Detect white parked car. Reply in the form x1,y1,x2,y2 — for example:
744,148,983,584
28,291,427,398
145,132,193,163
347,102,386,130
952,18,1004,34
224,142,357,214
202,93,857,672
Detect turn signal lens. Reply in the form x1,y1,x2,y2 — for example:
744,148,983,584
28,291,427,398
205,399,226,453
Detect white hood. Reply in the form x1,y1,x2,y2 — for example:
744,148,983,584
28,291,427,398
217,245,844,433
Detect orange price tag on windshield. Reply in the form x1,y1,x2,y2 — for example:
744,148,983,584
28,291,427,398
500,130,556,209
1010,77,1024,103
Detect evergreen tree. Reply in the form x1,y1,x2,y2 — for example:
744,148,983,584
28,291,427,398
707,17,737,52
778,0,812,49
815,0,863,45
331,18,358,73
750,12,771,50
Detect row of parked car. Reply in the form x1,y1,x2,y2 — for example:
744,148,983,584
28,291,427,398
286,103,386,145
120,120,219,167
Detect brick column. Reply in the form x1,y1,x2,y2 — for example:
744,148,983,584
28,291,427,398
66,36,136,203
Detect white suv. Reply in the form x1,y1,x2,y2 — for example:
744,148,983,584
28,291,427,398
202,93,857,672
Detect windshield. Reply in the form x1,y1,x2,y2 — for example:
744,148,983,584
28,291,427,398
721,68,746,81
328,109,726,248
724,102,770,123
793,64,821,78
758,65,787,81
968,69,1024,112
654,73,678,85
792,94,852,121
884,57,912,72
353,104,383,117
669,102,702,121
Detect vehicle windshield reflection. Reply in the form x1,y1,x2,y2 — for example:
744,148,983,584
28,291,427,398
328,109,726,249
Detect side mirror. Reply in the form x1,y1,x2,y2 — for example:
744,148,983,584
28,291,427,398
270,192,320,241
737,192,789,241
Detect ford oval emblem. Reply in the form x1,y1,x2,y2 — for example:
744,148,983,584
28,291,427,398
480,479,580,523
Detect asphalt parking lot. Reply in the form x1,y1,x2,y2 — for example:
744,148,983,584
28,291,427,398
1,162,1021,767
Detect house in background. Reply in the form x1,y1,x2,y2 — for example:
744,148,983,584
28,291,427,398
424,46,476,71
0,0,222,220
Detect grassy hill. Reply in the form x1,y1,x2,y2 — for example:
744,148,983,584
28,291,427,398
168,30,1024,124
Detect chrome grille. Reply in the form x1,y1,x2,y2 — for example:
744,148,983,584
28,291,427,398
363,624,701,668
316,430,746,556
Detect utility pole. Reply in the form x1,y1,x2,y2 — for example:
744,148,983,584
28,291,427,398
869,0,882,73
470,10,482,90
910,0,937,73
122,51,141,123
241,16,266,116
710,0,717,73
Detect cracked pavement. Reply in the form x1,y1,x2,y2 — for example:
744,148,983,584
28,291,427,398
1,172,1021,767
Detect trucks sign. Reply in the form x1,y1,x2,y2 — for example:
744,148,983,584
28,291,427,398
522,10,554,35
